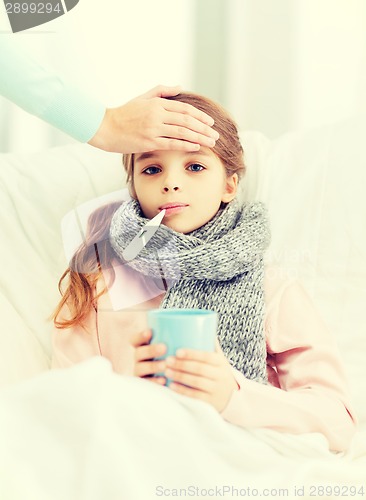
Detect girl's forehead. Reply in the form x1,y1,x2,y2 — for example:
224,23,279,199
134,147,218,164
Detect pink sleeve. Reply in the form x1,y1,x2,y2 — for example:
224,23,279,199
51,271,139,376
51,304,102,369
220,278,357,452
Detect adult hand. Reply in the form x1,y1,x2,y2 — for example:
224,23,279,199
164,341,238,412
130,328,167,386
88,85,219,153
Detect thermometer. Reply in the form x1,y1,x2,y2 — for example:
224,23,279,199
122,209,166,262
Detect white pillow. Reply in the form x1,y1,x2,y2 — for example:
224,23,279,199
0,144,122,387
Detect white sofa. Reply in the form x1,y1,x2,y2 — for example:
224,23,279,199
0,119,365,498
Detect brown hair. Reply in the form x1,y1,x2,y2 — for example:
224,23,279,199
123,92,245,196
52,202,120,328
52,92,246,329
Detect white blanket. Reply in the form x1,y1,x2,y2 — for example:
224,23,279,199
0,358,364,500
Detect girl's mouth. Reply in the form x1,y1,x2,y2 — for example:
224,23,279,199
163,205,188,217
158,203,189,217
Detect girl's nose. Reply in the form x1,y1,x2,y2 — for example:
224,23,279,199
162,173,181,192
163,185,180,192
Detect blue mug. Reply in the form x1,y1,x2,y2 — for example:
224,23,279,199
147,308,218,385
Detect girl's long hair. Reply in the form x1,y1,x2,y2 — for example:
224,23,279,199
52,202,121,328
53,92,246,329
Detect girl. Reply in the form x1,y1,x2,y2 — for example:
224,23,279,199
52,93,357,452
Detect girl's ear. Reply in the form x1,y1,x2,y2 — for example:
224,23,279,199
221,173,238,203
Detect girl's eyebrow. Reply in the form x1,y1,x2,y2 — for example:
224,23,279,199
135,152,157,163
135,150,211,163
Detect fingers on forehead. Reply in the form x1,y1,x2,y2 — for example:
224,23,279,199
165,100,214,125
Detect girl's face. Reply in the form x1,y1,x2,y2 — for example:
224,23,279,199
132,148,238,233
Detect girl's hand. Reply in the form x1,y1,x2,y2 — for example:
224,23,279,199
130,329,167,386
164,342,238,412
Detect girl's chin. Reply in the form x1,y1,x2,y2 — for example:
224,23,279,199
162,220,200,234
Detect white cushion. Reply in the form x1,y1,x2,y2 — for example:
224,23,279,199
0,145,122,385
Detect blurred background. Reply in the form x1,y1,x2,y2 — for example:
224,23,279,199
1,0,366,153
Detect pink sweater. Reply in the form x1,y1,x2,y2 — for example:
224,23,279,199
52,264,357,452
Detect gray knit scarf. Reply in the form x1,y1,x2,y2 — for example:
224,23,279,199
109,198,270,384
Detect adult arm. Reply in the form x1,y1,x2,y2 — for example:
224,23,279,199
221,277,357,452
0,36,104,142
0,37,217,152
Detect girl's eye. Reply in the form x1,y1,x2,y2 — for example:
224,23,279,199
187,163,205,172
143,166,161,175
